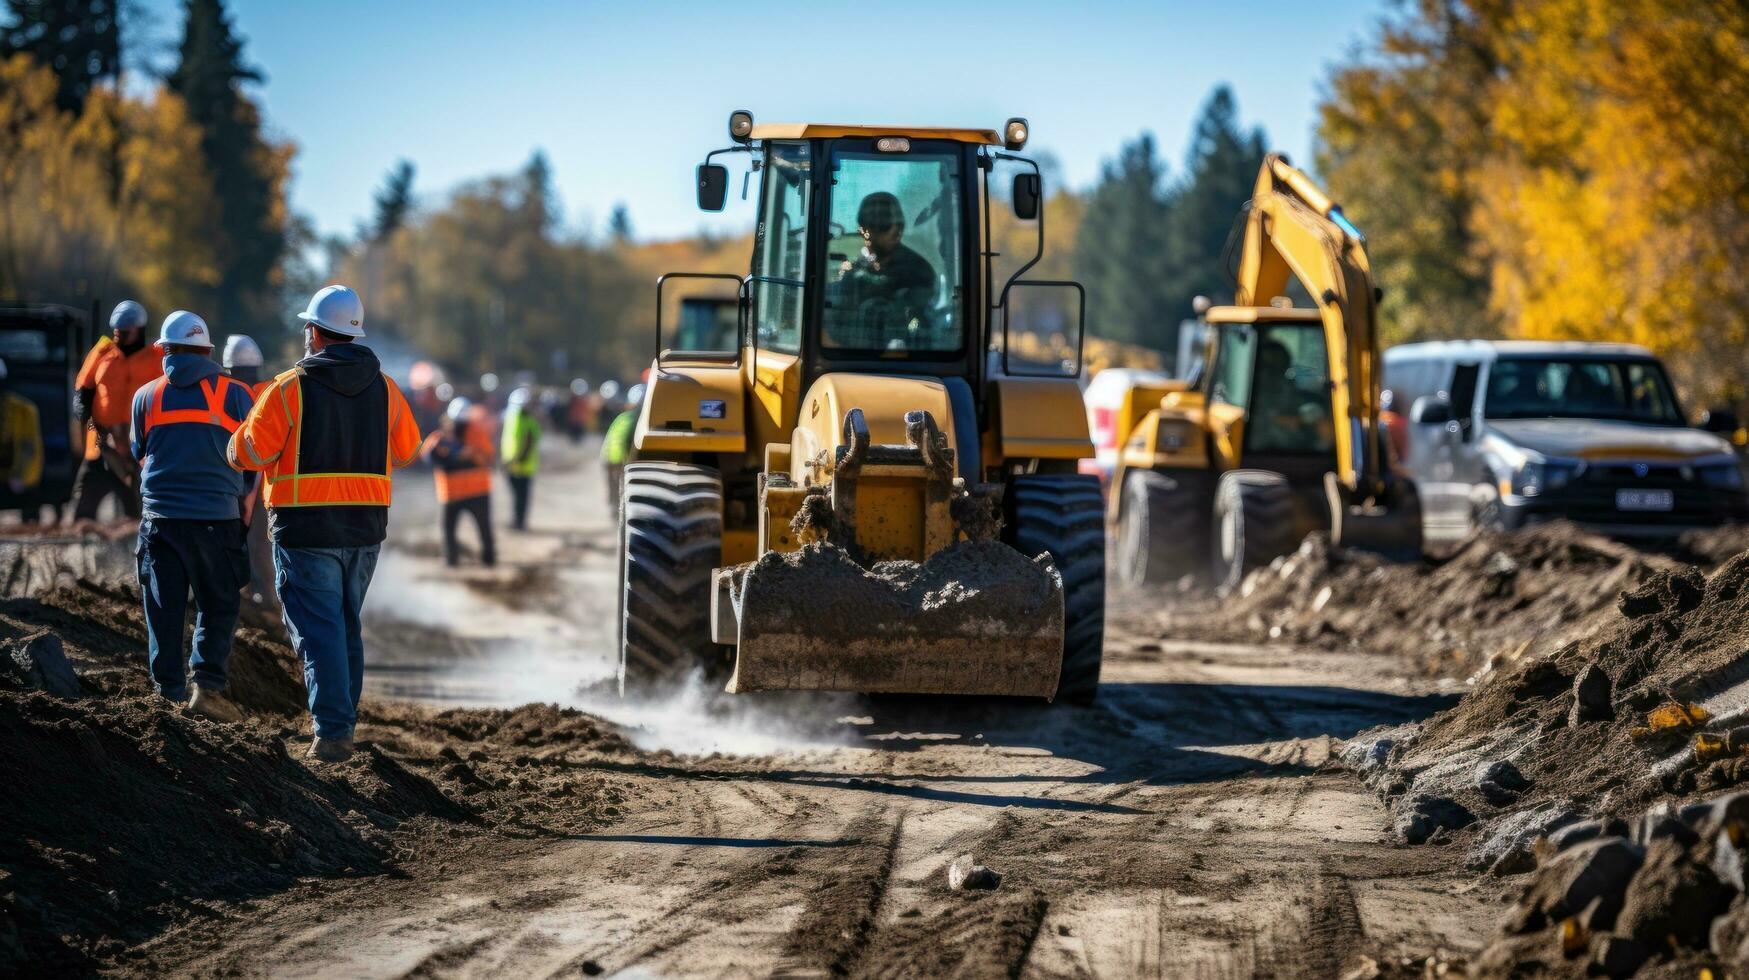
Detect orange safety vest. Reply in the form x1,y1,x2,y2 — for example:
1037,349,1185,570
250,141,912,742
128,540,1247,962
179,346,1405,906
423,429,493,502
78,337,164,459
140,376,248,436
232,368,421,510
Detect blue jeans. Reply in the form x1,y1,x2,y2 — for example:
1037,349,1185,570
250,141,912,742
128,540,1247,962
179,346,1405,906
274,543,379,739
137,518,249,700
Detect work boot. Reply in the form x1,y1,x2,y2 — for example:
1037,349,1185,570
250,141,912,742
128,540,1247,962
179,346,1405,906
187,685,243,723
306,736,356,763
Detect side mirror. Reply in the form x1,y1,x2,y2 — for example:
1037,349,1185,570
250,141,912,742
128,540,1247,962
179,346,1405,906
696,164,728,212
1012,173,1040,221
1410,395,1453,425
1700,407,1741,434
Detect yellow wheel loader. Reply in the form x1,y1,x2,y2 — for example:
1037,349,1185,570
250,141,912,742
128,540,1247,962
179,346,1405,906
1110,153,1421,590
619,112,1104,703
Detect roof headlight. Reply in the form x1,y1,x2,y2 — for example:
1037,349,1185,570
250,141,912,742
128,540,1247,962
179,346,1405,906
875,136,910,153
728,109,754,144
1004,117,1029,150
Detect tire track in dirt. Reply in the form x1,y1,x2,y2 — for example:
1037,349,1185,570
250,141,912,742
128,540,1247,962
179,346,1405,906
771,810,903,977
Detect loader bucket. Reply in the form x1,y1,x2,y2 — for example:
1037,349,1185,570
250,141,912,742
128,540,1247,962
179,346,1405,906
713,541,1065,698
1325,471,1423,561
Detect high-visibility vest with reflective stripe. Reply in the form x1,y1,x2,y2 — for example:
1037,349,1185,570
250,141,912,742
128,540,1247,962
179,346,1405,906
250,369,396,510
141,375,247,436
423,429,493,502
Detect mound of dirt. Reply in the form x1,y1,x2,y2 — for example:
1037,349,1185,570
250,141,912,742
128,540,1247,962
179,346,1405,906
1168,524,1679,678
0,578,631,973
1341,551,1749,974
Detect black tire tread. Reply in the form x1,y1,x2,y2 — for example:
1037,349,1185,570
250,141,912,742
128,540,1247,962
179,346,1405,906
1213,469,1299,592
1005,474,1105,705
620,461,723,692
1118,470,1211,587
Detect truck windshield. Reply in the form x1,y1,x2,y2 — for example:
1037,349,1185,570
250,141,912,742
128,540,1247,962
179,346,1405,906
1486,358,1682,424
820,145,963,354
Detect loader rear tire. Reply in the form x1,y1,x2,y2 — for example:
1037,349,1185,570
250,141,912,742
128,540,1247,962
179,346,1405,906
1212,470,1298,593
1116,469,1210,588
1006,474,1105,705
618,462,723,696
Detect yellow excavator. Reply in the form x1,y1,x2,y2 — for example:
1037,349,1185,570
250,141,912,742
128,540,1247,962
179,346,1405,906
1109,153,1421,589
619,111,1104,703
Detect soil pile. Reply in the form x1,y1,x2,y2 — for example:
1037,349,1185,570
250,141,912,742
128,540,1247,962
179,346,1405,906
1341,551,1749,974
0,578,629,974
1167,524,1678,678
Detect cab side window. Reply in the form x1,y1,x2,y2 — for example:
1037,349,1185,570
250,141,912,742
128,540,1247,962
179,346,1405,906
1208,326,1254,409
751,143,810,355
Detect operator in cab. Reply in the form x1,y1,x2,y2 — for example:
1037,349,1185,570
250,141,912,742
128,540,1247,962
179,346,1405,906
1250,339,1330,452
827,192,936,348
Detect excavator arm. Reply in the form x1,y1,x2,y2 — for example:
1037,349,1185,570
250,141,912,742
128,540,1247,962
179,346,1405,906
1233,153,1384,496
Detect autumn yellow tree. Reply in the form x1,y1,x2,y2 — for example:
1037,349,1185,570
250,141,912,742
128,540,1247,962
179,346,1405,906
1319,0,1749,404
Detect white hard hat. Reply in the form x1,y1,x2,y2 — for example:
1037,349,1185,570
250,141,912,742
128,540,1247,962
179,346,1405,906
446,397,472,421
599,380,621,400
109,300,148,331
158,310,214,349
627,383,646,406
222,334,264,368
508,386,532,407
297,284,365,338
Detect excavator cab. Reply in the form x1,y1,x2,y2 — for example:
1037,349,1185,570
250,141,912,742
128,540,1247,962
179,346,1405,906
1111,154,1422,590
620,112,1105,703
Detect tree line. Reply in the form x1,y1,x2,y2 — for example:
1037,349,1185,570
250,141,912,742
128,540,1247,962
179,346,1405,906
1317,0,1749,405
0,0,290,338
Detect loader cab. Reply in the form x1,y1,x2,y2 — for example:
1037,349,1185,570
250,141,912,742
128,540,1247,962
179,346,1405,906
748,135,981,395
1201,307,1338,481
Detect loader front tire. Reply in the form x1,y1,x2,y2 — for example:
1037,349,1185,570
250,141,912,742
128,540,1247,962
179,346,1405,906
1006,474,1105,705
1212,470,1299,593
618,462,723,696
1116,469,1210,588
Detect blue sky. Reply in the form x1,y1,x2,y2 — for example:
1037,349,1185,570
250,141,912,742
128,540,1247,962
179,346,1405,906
135,0,1387,243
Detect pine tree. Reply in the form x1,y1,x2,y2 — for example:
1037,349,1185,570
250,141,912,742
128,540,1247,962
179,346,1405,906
1073,134,1173,349
0,0,120,112
371,160,415,242
167,0,284,332
607,203,633,242
1162,86,1268,319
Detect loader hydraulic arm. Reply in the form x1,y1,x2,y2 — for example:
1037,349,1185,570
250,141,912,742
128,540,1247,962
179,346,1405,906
1233,153,1384,495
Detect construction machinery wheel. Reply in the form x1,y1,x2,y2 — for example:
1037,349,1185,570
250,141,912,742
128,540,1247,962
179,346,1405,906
618,462,723,695
1005,474,1105,705
1212,470,1299,592
1116,469,1210,588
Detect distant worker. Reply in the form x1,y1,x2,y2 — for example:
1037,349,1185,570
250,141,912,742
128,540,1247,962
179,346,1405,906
422,397,497,567
827,191,937,347
73,300,163,521
500,386,542,531
222,334,275,605
600,382,643,512
0,357,44,515
229,285,423,763
130,312,257,722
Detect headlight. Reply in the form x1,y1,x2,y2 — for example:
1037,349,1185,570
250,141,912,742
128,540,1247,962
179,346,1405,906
1507,459,1582,497
1701,462,1746,489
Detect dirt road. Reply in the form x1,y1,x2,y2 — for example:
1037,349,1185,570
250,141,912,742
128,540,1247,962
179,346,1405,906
124,440,1497,978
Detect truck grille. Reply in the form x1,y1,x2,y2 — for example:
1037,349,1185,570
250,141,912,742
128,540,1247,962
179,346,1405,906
1554,462,1744,526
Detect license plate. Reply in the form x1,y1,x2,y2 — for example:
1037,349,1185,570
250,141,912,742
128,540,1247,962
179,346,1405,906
1616,489,1674,512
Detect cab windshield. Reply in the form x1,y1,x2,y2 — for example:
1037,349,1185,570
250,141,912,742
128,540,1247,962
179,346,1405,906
1486,358,1682,424
820,144,963,353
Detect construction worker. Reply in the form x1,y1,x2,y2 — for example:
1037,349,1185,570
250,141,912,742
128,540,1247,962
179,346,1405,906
228,285,422,763
222,335,276,606
130,312,257,721
0,358,44,515
600,382,643,512
500,386,542,531
73,300,163,521
422,397,497,567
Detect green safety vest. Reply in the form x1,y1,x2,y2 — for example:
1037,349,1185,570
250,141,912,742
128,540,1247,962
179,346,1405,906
601,409,637,465
501,407,542,477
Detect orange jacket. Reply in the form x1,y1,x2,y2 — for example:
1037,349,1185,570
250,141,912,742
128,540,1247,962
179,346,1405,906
227,364,421,507
76,337,163,459
421,424,495,502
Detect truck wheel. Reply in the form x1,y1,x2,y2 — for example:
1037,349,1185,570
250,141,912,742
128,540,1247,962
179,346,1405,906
1212,470,1298,592
618,462,723,695
1117,470,1210,588
1006,474,1105,705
